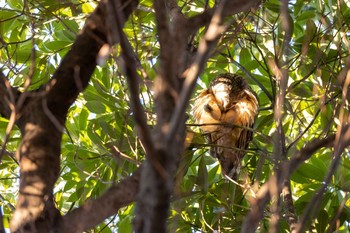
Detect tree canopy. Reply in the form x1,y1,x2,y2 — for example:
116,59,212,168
0,0,350,232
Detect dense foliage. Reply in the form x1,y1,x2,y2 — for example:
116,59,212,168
0,0,350,232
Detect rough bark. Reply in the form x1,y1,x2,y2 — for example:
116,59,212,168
241,126,350,233
1,0,139,232
134,1,262,233
62,167,141,233
0,72,20,119
0,0,263,233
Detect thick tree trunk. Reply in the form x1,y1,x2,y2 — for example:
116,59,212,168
2,0,139,232
10,99,64,232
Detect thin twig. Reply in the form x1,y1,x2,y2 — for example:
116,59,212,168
0,72,18,162
294,64,350,233
109,0,156,161
241,128,345,232
268,0,293,229
62,166,141,233
110,145,140,165
325,192,349,233
166,0,228,143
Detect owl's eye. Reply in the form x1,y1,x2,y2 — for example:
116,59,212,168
204,104,213,112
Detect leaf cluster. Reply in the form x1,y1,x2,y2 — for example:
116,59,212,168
1,0,350,232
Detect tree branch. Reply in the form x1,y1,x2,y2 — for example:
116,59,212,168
0,71,21,162
0,71,20,119
187,0,261,33
241,178,271,233
166,1,228,143
0,207,4,233
132,2,263,232
241,126,350,233
325,192,349,233
109,0,156,163
268,0,293,231
282,179,298,232
294,127,350,232
45,0,138,115
167,0,262,143
9,0,139,232
62,167,141,233
294,67,350,233
133,0,181,232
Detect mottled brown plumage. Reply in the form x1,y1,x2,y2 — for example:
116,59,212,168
192,73,259,180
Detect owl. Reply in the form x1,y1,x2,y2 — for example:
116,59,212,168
192,73,259,180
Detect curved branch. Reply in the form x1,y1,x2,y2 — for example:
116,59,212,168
294,68,350,232
110,0,155,162
187,0,262,33
282,179,298,232
241,126,350,233
62,167,141,233
0,71,21,162
45,0,139,115
0,71,20,119
9,0,139,232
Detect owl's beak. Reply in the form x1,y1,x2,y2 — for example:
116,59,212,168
221,98,230,110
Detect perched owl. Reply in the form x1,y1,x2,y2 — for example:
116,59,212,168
192,73,259,180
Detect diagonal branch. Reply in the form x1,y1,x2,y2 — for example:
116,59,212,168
294,66,350,233
268,0,293,231
241,124,350,233
62,167,141,233
9,0,139,232
294,127,350,232
109,0,155,162
0,71,21,162
166,0,229,143
187,0,261,34
0,71,20,119
167,0,262,143
45,0,139,115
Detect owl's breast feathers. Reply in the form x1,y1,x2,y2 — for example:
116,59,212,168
192,73,258,179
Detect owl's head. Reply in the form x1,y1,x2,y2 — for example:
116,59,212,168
209,73,248,109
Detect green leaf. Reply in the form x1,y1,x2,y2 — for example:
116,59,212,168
290,81,313,98
78,107,89,130
44,41,72,52
6,0,24,10
86,101,107,114
118,215,132,233
264,1,281,13
196,156,208,193
297,10,316,21
82,3,94,14
293,163,325,182
239,48,251,65
316,209,328,232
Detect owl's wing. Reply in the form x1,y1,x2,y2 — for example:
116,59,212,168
192,85,258,180
192,90,221,133
192,89,222,158
213,125,244,179
237,124,254,151
215,91,258,179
